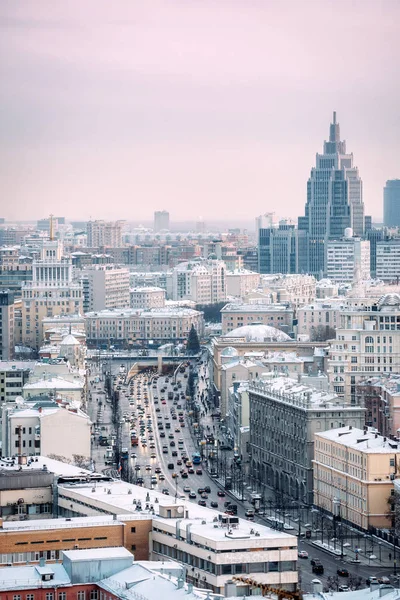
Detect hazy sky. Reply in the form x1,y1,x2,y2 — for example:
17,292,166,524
1,0,399,223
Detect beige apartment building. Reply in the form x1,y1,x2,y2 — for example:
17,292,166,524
80,264,130,312
313,426,400,530
221,302,294,335
225,269,260,298
85,306,204,346
297,301,344,341
328,293,400,404
130,286,166,310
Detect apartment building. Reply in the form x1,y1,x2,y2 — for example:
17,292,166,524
80,265,130,312
328,293,400,404
259,274,316,310
221,302,293,335
0,290,15,359
297,301,344,341
376,239,400,282
2,400,91,460
313,426,400,530
224,269,260,298
171,259,226,304
86,220,123,247
85,306,204,347
0,246,33,292
326,235,370,283
357,375,400,437
130,286,166,309
0,361,32,405
21,241,83,349
248,375,365,504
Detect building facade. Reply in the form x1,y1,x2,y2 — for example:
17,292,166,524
154,210,170,232
248,376,365,505
86,220,123,248
80,265,130,312
225,269,260,298
171,259,226,304
328,293,400,404
221,303,294,336
20,241,83,349
384,179,400,227
298,112,364,276
130,286,166,310
313,426,400,530
376,239,400,282
326,235,370,283
0,290,15,359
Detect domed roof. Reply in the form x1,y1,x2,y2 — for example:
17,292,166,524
225,324,291,343
221,346,239,357
377,293,400,309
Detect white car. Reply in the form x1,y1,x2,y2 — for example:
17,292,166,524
298,550,308,559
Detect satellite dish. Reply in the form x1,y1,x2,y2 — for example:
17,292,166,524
177,506,184,514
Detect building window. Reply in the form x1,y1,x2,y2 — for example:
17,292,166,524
390,458,395,467
46,594,53,600
77,592,85,600
131,545,136,551
90,592,98,600
14,596,22,600
131,527,136,533
59,593,66,600
27,596,34,600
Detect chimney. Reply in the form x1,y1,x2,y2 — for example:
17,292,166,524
39,557,46,567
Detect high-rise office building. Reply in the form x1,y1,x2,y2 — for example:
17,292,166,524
258,221,305,274
384,180,400,227
154,210,170,232
298,112,364,276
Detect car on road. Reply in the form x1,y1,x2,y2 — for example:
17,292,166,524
172,472,178,478
204,486,211,493
150,453,156,458
172,450,178,457
159,474,165,480
196,469,203,475
366,577,378,586
310,558,321,566
183,485,191,492
155,467,161,473
298,550,308,559
162,489,170,495
131,453,137,459
201,493,208,499
136,477,144,484
337,568,349,577
177,459,183,465
135,465,141,471
210,501,218,508
188,467,194,474
217,491,225,497
338,585,350,592
312,564,324,575
181,471,188,478
167,462,174,469
189,491,196,499
198,500,207,506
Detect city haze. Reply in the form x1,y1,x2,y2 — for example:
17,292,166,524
0,0,399,221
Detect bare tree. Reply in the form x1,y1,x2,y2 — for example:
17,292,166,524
310,325,336,342
348,574,362,590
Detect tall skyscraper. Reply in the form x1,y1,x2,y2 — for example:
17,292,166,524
384,180,400,227
154,210,170,232
298,112,364,276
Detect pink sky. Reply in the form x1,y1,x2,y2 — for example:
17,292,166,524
0,0,399,223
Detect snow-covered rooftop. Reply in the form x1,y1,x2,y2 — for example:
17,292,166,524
316,426,400,454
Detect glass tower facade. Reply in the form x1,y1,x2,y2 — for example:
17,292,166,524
298,112,364,276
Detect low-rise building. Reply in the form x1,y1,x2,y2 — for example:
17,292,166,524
0,361,32,405
2,399,91,460
57,479,298,594
225,269,260,298
221,302,294,336
313,426,400,530
248,375,365,505
130,286,166,309
297,300,344,341
85,307,204,347
259,274,316,310
23,375,84,406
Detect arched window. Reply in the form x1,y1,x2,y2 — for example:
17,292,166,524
365,336,374,344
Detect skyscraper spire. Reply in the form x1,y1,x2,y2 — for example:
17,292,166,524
329,111,340,143
49,214,54,241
